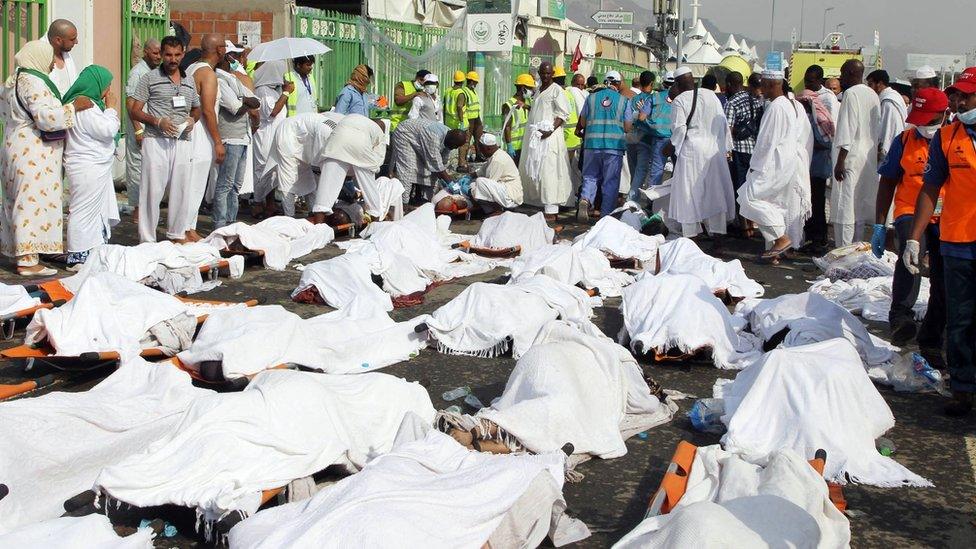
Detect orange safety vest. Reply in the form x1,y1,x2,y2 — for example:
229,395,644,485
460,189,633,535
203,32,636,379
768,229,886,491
938,121,976,243
895,129,943,222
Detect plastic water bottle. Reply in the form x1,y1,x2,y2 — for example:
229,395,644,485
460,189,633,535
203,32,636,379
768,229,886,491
876,437,897,457
441,386,471,401
445,405,462,414
688,398,726,433
463,393,486,409
911,353,950,396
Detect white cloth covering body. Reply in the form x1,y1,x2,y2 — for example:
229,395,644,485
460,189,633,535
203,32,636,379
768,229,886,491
510,243,634,297
94,370,436,523
0,515,152,549
655,238,764,298
64,105,121,253
830,84,881,233
613,445,851,549
519,82,572,211
667,88,735,233
718,339,931,487
476,321,675,457
621,272,762,369
472,147,523,207
809,276,929,322
228,429,588,549
0,358,209,533
202,216,334,270
471,210,554,253
878,86,907,155
736,95,814,248
571,215,665,262
0,281,39,315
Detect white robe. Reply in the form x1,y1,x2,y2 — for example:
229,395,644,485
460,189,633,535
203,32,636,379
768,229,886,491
815,85,841,125
878,86,907,155
266,112,344,197
252,85,287,201
473,148,523,207
668,88,735,225
49,52,79,97
186,62,219,232
736,96,813,247
830,84,881,225
519,83,572,208
64,106,121,253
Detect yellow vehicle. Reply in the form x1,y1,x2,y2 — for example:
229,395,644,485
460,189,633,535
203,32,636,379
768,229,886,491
789,33,863,91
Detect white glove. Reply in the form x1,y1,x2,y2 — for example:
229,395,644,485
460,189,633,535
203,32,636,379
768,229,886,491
903,239,921,275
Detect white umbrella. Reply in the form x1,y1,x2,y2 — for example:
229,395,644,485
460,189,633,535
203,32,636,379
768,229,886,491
247,37,332,63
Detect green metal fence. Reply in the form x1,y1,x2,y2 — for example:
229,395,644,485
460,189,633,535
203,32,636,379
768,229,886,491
293,8,360,111
121,0,170,126
1,0,48,81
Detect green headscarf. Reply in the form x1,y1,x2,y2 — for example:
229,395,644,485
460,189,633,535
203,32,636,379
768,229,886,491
61,65,113,110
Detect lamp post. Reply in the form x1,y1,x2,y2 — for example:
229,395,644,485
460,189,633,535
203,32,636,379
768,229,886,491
800,0,805,42
822,7,834,40
770,0,777,52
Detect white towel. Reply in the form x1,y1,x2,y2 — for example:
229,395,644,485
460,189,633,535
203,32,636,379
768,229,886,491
203,216,335,270
656,238,764,298
0,282,39,316
0,515,153,549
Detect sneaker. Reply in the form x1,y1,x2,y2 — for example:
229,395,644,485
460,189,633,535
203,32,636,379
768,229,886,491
944,392,974,417
889,319,917,347
576,199,590,223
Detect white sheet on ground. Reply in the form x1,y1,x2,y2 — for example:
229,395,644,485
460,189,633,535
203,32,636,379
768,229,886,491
813,243,897,281
94,370,435,526
717,339,931,487
509,243,634,297
0,282,39,315
291,253,394,313
426,275,600,359
613,445,850,549
0,515,153,549
809,276,928,322
177,305,426,378
471,211,555,254
203,216,335,271
475,321,676,457
572,216,666,262
621,273,762,369
0,358,209,533
656,238,764,298
228,429,590,549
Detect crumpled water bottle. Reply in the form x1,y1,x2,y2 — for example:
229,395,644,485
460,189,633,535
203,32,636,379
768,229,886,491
911,353,950,396
441,386,471,401
688,398,726,433
463,393,486,410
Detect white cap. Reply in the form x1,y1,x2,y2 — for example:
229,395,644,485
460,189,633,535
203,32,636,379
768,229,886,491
664,71,675,82
479,133,498,146
761,69,785,80
916,65,937,79
605,70,622,83
225,40,245,54
423,73,439,84
673,66,693,78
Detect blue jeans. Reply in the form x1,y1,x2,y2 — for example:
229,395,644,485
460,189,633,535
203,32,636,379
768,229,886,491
944,255,976,393
581,150,624,217
213,144,248,229
627,138,668,203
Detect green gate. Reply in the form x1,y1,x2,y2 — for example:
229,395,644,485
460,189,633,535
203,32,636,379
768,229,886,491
122,0,170,91
1,0,48,80
293,8,360,112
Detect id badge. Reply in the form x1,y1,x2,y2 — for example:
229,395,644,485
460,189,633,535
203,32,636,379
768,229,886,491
172,95,187,109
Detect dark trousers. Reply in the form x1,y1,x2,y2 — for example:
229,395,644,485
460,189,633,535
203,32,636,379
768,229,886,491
944,255,976,393
728,151,751,191
804,176,828,246
890,217,946,348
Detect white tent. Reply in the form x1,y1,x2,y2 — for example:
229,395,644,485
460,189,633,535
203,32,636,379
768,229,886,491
681,37,704,59
703,32,721,50
685,43,724,65
749,45,760,62
722,34,740,54
686,19,707,40
737,38,751,58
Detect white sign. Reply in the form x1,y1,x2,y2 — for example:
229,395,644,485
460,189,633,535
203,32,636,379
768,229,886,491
466,13,515,52
237,21,262,48
906,53,967,74
592,11,634,25
596,28,634,42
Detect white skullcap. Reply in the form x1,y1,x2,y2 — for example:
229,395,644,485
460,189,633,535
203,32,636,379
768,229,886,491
479,133,498,146
761,69,785,80
916,65,937,79
423,73,439,84
673,66,693,78
225,40,244,54
664,71,675,82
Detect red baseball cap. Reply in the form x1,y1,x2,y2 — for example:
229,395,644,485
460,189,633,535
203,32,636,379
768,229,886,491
907,87,949,125
946,67,976,95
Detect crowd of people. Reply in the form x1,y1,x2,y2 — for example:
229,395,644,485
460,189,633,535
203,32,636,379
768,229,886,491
0,20,974,417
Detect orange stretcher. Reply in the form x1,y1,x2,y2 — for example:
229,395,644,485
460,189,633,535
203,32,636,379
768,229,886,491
1,281,75,340
435,205,473,220
645,441,846,519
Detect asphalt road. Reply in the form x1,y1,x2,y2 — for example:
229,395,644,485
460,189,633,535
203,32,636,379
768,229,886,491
2,205,975,548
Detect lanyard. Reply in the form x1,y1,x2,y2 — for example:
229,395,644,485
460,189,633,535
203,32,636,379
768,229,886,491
299,75,312,96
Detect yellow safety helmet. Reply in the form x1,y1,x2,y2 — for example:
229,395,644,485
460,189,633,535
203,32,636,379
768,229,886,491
553,65,567,78
515,73,535,88
453,70,466,83
466,70,479,82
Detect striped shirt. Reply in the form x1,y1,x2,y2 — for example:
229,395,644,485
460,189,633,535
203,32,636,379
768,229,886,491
132,65,200,140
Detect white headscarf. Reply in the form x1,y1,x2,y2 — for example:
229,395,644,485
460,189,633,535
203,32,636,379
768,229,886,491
6,39,54,87
252,60,286,90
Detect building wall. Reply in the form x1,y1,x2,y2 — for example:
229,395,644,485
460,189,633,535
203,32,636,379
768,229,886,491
92,0,122,104
170,0,289,48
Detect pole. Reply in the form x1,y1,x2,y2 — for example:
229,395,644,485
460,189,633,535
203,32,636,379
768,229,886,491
800,0,805,42
822,7,833,41
676,0,683,65
769,0,776,52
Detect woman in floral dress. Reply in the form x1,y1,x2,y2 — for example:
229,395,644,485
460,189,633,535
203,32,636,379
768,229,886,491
0,39,92,276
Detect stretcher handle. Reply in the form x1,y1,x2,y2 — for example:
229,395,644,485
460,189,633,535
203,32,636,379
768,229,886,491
0,374,55,401
451,240,471,250
77,351,121,362
414,322,429,334
333,223,356,238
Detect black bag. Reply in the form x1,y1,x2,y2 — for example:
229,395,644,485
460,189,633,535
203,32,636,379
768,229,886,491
15,70,67,142
731,95,762,141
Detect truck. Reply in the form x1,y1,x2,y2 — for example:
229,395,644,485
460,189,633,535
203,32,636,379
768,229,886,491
789,32,863,92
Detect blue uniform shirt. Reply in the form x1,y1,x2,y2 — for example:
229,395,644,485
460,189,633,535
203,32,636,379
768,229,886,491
923,124,976,258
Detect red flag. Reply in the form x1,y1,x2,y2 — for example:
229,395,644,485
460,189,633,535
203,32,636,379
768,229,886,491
570,39,583,72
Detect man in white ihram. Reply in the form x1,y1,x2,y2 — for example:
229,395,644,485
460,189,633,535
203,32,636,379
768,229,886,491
663,66,735,238
519,61,571,221
737,69,814,261
831,59,882,247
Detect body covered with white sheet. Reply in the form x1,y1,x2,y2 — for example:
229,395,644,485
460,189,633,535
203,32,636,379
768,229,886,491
203,216,334,270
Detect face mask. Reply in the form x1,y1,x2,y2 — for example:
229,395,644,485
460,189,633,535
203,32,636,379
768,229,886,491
917,123,941,139
958,108,976,125
424,85,437,94
229,60,241,72
523,89,534,99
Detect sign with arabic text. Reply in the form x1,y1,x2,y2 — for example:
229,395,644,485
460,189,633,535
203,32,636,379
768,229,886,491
592,11,634,25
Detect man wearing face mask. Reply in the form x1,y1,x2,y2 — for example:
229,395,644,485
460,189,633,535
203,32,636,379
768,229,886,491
905,68,976,417
502,74,534,162
408,73,442,122
873,88,949,355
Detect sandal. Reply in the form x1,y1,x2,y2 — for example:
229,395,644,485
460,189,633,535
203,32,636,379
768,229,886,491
17,266,57,277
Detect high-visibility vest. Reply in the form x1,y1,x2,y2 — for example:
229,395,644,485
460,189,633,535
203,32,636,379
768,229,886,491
582,88,627,151
563,88,581,149
504,97,529,151
443,87,467,129
936,121,976,242
462,86,481,120
390,79,417,131
283,71,316,117
894,129,943,221
648,90,672,138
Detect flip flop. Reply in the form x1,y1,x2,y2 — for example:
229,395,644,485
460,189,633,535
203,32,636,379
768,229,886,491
759,244,791,262
17,266,57,277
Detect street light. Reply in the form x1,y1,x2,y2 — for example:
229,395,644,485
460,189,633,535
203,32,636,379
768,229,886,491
770,0,777,52
822,7,834,40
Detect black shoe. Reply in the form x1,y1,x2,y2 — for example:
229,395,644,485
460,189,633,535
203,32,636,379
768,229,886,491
889,320,917,347
944,392,974,417
918,346,947,371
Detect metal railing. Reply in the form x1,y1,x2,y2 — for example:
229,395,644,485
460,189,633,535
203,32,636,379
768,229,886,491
1,0,48,81
121,0,170,127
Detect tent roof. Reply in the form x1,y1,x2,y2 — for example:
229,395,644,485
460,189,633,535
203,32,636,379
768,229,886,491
686,19,707,39
681,37,704,57
685,43,724,64
722,34,740,52
703,32,720,48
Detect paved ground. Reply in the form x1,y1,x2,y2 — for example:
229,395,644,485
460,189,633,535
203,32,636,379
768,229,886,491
2,204,975,548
